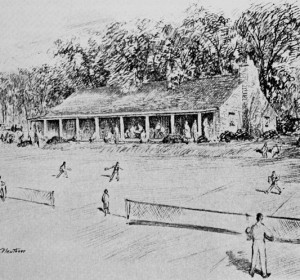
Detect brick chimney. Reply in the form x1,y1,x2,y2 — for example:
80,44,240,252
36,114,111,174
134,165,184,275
239,58,264,135
239,58,250,132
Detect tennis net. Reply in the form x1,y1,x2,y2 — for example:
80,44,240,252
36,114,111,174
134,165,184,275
125,199,300,243
7,187,55,207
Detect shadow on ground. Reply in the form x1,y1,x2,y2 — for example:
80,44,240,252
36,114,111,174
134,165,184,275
226,250,264,276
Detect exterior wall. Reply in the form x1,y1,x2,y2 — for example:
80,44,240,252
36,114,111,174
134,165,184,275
240,60,277,136
214,110,221,137
219,85,243,134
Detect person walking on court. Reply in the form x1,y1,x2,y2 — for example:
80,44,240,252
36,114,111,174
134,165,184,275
0,176,7,202
56,161,69,178
265,171,281,195
246,213,273,278
105,162,123,182
261,142,268,158
102,189,110,216
271,144,280,158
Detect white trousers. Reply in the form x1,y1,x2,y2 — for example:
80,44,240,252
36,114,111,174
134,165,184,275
250,240,267,275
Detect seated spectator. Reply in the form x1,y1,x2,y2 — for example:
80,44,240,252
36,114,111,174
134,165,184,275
134,123,144,138
104,130,114,143
154,122,161,138
149,128,155,139
129,125,136,138
125,129,130,139
89,131,97,143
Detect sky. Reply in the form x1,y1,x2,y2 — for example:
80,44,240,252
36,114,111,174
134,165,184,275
0,0,292,72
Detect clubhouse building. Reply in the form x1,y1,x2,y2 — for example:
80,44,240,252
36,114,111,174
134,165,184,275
29,60,277,141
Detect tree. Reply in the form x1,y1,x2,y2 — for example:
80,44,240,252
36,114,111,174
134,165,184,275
100,7,240,91
100,19,161,91
29,65,75,116
181,5,240,76
0,74,10,124
236,2,300,101
54,38,110,89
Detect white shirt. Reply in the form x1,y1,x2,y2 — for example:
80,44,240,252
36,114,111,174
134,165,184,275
251,222,272,241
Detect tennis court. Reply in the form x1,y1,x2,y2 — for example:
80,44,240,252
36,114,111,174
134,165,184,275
0,142,300,280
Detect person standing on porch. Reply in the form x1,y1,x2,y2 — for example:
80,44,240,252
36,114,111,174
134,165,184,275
114,124,120,144
203,118,209,139
29,127,35,144
184,121,191,139
34,130,39,147
191,120,198,142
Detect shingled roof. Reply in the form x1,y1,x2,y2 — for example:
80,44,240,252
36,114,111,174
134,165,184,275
41,75,243,119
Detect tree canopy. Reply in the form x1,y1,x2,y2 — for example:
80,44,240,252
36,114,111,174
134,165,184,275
1,2,300,125
236,2,300,102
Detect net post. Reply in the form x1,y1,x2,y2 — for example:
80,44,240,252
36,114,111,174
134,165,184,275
50,191,55,208
125,199,130,220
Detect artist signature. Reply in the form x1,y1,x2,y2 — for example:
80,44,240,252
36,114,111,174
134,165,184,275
0,248,26,254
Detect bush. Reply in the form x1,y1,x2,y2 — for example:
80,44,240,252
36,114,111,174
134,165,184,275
197,135,209,143
46,136,76,145
162,134,189,144
219,131,236,142
262,130,279,140
219,130,254,143
277,116,296,134
235,129,254,141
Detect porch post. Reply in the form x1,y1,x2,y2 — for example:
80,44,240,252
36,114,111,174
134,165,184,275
59,119,63,137
170,114,175,134
145,115,150,139
197,113,202,136
94,117,100,140
213,111,217,138
120,116,124,140
43,119,47,137
76,118,80,140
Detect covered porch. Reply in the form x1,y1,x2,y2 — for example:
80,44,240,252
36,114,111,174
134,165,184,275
30,109,219,142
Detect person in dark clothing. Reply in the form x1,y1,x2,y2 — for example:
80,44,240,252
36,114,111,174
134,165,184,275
0,176,7,202
105,162,123,182
34,131,39,147
56,161,69,178
265,171,281,195
102,189,110,216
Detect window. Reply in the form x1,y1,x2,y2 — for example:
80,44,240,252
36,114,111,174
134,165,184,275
229,112,236,127
264,116,270,127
